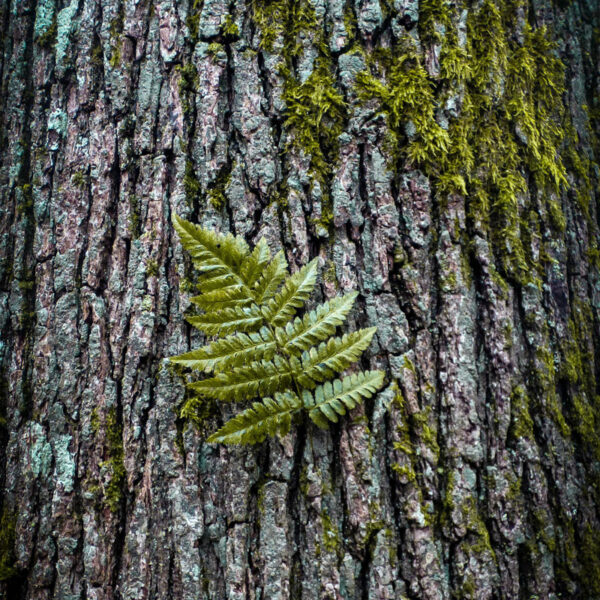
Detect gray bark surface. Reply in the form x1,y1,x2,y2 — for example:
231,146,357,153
0,0,599,599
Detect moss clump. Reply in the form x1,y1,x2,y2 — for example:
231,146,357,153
186,0,203,42
0,507,17,581
220,14,239,39
356,45,450,172
579,524,600,596
101,408,126,513
71,171,87,189
128,195,141,238
146,259,159,278
183,160,201,206
356,1,570,287
177,63,199,114
252,0,347,232
320,511,342,557
509,385,535,442
36,17,57,49
206,163,233,210
282,57,347,187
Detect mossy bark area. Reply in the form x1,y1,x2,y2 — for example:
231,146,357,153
0,0,599,598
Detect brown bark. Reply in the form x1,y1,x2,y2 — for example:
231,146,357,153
0,0,599,599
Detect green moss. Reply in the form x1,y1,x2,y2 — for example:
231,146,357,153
36,16,57,49
186,0,203,42
321,510,342,557
17,183,33,216
108,7,125,68
356,44,450,170
579,524,600,595
252,0,346,216
0,507,17,581
183,161,201,206
355,3,571,287
417,0,452,44
534,345,571,437
71,170,87,189
282,56,347,188
220,14,239,38
322,260,337,284
146,259,159,278
509,385,535,441
180,394,219,436
207,42,223,58
206,163,233,210
101,408,126,513
177,63,199,114
128,195,141,238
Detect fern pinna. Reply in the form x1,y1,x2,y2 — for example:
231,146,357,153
170,215,385,444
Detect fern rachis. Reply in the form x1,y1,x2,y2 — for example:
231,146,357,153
170,215,385,444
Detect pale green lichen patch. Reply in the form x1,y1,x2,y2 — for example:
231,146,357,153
55,0,78,70
54,434,76,493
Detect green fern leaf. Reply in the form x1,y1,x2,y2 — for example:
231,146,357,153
173,215,259,302
186,305,263,335
302,370,385,428
189,295,253,310
276,291,358,355
188,286,251,310
253,250,288,303
188,355,294,401
240,238,271,288
297,327,378,387
206,391,302,444
171,215,384,444
174,214,249,270
169,327,276,372
196,272,240,294
263,258,319,326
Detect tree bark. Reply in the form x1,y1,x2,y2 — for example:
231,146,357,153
0,0,599,599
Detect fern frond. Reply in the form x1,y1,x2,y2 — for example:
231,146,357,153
207,391,302,444
297,327,378,387
195,272,239,293
262,258,319,326
240,238,271,288
276,291,358,355
172,215,384,444
174,215,260,303
174,214,249,269
188,285,250,310
253,250,288,303
186,306,263,335
302,370,385,428
189,295,253,310
169,328,276,372
188,355,294,401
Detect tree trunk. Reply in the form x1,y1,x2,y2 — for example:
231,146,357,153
1,0,599,598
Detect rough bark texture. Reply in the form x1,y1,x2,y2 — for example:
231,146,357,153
1,0,599,598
